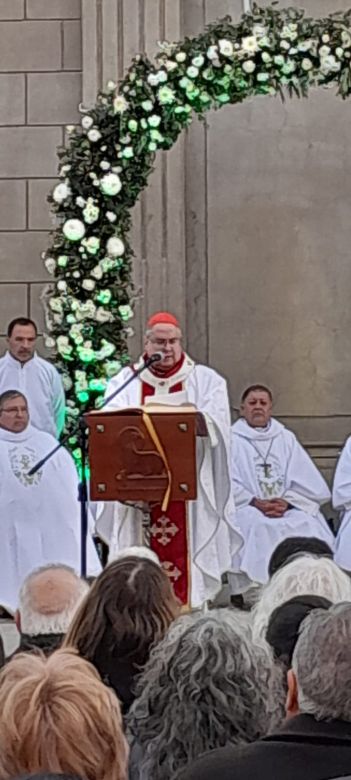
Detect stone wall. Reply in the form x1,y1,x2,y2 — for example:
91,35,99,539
0,0,82,353
0,0,350,483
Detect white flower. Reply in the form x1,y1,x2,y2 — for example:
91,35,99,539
262,52,272,63
320,54,341,74
83,201,100,224
100,160,110,171
257,72,269,81
175,51,186,62
301,58,313,71
100,172,122,196
118,304,133,321
322,33,330,43
59,164,71,177
157,70,168,83
44,335,56,349
336,47,344,58
280,24,298,41
45,257,56,274
88,129,102,142
81,115,93,130
63,219,85,241
53,182,71,204
141,99,153,112
84,236,100,255
192,54,205,67
82,279,96,291
241,36,259,54
165,59,178,71
242,60,256,74
298,39,313,52
76,196,86,208
49,297,63,313
113,94,129,113
66,125,75,134
106,211,117,222
147,73,159,86
57,280,67,292
274,54,285,66
106,79,116,90
207,45,218,60
106,236,125,257
96,307,114,323
218,39,234,57
187,65,199,78
57,335,69,348
319,45,331,57
280,39,290,51
91,265,104,280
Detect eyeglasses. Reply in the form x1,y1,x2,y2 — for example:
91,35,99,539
150,337,181,347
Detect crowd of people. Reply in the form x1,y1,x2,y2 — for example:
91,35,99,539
1,313,351,777
0,540,350,779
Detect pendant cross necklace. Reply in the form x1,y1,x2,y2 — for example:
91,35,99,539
250,439,274,477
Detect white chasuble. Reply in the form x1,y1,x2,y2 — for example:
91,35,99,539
96,354,244,608
231,418,334,584
0,424,101,612
333,436,351,570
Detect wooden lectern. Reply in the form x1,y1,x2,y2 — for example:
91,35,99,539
86,406,198,508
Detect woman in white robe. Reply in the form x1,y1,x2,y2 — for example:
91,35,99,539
333,436,351,571
231,417,335,584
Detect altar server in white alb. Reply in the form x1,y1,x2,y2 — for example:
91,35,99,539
0,317,65,438
97,311,244,609
0,390,101,613
332,437,351,571
230,384,334,585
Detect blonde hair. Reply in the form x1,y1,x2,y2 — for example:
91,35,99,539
0,649,129,780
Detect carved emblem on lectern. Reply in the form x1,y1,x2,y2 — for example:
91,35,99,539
115,425,167,482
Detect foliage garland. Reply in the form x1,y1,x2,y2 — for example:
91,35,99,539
43,3,351,458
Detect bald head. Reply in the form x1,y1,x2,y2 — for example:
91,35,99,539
18,565,89,635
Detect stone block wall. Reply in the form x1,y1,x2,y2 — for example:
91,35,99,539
0,0,82,353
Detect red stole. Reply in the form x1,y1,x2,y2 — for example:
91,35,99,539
141,356,190,607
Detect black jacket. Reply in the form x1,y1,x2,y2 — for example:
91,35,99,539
175,714,351,780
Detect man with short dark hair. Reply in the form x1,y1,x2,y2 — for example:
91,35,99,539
0,390,100,612
176,603,351,780
230,385,334,585
0,317,65,438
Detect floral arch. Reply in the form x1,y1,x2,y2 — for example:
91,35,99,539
42,3,351,457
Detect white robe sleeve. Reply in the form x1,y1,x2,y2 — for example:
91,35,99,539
51,367,66,436
332,438,351,511
283,434,330,516
191,367,231,450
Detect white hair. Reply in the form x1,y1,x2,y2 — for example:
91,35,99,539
252,556,351,644
19,564,89,635
292,603,351,721
109,545,161,566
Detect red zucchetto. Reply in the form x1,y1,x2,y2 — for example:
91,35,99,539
147,311,180,328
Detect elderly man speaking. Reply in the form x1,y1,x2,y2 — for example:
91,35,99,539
97,311,244,609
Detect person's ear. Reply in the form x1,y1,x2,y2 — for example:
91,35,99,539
14,609,21,633
286,669,299,718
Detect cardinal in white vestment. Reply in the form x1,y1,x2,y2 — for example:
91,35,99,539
332,436,351,571
231,384,334,585
96,311,244,609
0,390,101,612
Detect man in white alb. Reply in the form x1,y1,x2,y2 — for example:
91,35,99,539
97,311,244,609
0,389,101,612
332,436,351,571
231,384,334,584
0,317,65,438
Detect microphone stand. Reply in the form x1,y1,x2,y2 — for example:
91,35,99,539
28,352,163,577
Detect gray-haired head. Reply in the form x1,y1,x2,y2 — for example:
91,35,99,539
127,613,280,779
252,556,351,645
18,564,89,635
292,602,351,722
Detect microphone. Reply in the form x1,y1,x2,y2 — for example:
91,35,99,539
145,352,166,365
